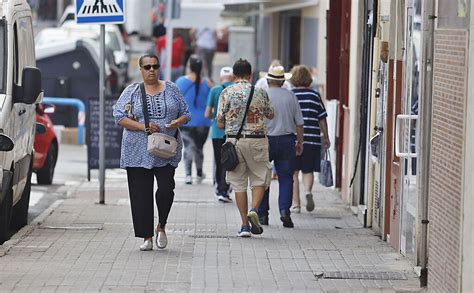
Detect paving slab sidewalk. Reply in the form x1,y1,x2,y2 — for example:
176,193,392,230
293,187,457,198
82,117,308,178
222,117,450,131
1,28,426,292
0,164,422,292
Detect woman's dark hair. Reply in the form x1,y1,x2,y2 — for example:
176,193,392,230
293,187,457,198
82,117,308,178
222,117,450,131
139,54,160,67
232,59,252,78
189,56,203,107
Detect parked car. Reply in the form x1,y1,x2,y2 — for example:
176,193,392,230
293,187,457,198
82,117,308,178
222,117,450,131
35,37,116,127
58,5,130,45
0,0,43,243
35,26,128,94
34,104,58,185
58,4,130,73
61,21,130,83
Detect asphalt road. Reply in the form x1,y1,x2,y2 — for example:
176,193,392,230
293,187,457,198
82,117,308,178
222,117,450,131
28,144,88,222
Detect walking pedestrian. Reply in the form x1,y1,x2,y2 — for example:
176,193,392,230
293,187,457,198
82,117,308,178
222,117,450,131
257,65,304,228
217,59,274,237
176,56,213,184
151,11,166,40
289,65,330,213
205,66,234,202
113,54,191,251
255,60,293,91
156,30,185,82
255,60,292,181
191,27,217,80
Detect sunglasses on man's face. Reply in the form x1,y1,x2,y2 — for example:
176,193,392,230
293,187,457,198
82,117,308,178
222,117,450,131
141,64,160,71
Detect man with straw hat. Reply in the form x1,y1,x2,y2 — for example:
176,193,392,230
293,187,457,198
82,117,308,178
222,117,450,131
255,60,293,91
258,65,304,228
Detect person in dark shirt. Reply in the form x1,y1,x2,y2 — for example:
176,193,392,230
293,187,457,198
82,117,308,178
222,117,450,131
153,17,166,40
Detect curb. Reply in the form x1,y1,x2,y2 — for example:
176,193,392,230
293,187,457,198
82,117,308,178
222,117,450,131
0,199,63,257
0,179,85,257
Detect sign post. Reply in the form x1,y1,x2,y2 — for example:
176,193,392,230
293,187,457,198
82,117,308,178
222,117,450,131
165,1,173,81
99,25,105,204
75,0,125,204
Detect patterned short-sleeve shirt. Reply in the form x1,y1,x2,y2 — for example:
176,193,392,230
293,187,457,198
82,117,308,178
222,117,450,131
113,81,191,169
217,81,274,136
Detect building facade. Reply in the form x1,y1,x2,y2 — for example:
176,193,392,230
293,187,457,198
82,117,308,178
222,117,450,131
252,0,474,290
347,0,474,291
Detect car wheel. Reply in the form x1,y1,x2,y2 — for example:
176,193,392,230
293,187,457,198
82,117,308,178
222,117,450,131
0,182,13,244
37,143,57,185
11,160,32,230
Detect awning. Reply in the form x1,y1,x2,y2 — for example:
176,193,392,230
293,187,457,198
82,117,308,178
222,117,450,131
246,0,319,15
182,0,270,4
168,2,224,29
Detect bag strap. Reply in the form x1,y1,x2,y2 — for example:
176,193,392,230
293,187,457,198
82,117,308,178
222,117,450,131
324,149,331,160
235,85,255,140
140,82,180,139
139,82,151,136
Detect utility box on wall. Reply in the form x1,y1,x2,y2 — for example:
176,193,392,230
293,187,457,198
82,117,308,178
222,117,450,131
228,26,255,69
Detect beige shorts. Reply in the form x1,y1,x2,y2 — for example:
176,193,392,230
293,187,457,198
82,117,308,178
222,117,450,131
226,137,272,192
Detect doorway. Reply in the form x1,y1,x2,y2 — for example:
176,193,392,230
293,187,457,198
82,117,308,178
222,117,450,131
396,0,422,259
279,10,301,70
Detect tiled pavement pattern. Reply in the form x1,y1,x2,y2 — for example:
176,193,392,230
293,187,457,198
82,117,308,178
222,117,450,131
0,171,422,292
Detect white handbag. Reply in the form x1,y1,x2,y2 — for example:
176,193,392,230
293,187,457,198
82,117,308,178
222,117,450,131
147,132,178,159
139,82,179,159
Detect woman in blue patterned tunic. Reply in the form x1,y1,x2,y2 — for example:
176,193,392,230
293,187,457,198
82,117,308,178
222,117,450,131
113,54,191,251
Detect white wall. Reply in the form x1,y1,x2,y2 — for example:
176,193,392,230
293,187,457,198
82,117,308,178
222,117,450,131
347,0,364,205
125,0,153,36
228,27,255,68
317,0,329,95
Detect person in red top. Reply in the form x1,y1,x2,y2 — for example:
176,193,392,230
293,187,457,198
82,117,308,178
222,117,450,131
156,30,185,82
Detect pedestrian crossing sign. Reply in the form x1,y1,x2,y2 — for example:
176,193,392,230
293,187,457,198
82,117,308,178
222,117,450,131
75,0,125,24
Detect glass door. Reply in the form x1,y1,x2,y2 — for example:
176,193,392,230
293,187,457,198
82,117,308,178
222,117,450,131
397,0,422,259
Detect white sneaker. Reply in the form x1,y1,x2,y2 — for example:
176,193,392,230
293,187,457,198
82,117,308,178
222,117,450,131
185,175,192,185
290,206,301,213
139,239,153,251
237,226,251,237
218,195,232,203
196,173,206,184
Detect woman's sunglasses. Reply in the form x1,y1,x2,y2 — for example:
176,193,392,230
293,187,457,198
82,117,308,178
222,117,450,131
141,64,160,71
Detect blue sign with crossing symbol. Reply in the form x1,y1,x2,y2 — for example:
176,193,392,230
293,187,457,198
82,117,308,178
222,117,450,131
75,0,125,24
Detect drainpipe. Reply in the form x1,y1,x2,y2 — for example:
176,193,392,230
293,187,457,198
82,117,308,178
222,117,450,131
418,0,435,287
360,0,376,207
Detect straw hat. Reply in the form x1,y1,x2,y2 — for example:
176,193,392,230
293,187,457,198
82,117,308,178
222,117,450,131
265,65,292,81
220,66,233,77
259,60,282,78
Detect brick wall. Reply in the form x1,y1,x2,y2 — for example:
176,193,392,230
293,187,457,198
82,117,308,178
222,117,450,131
429,30,467,292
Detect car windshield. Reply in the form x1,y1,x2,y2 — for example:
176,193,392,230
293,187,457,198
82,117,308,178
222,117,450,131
0,20,5,94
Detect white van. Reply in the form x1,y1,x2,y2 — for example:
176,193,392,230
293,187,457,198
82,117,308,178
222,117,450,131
0,0,43,243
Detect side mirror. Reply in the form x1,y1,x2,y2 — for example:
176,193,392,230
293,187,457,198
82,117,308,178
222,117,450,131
15,67,43,104
35,123,47,135
0,134,14,151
